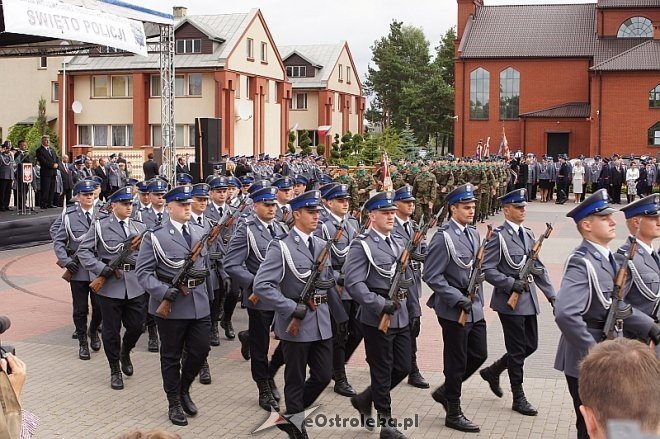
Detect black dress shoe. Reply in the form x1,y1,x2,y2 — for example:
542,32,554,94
276,422,305,439
512,384,538,416
168,403,188,426
110,362,124,390
120,350,134,376
89,329,101,352
269,378,280,402
78,335,91,360
350,388,374,431
72,330,78,339
238,331,250,360
479,367,503,398
223,320,235,339
407,371,430,389
333,370,357,397
180,391,198,416
199,361,212,385
445,401,480,433
431,385,448,412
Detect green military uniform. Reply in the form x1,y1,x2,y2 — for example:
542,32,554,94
354,168,376,207
335,172,359,211
434,165,454,220
412,169,437,223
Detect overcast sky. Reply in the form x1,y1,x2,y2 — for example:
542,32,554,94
138,0,595,83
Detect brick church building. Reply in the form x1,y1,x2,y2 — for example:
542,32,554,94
454,0,660,159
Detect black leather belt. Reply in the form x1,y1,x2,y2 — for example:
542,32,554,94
585,320,605,330
157,273,205,289
372,288,408,300
332,264,344,271
310,295,328,305
101,259,135,272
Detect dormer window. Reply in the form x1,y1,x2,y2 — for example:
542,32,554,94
176,39,201,54
617,17,653,38
286,66,306,77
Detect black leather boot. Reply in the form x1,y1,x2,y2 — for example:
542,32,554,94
431,383,448,412
268,378,280,402
78,333,91,360
350,387,374,431
88,327,101,351
257,380,279,412
407,359,429,389
378,412,407,439
333,369,357,397
119,346,133,376
209,323,220,346
167,395,188,426
147,325,159,352
511,384,538,416
445,400,480,433
479,356,507,398
238,330,250,360
109,361,124,390
199,360,212,385
180,380,198,416
221,318,235,339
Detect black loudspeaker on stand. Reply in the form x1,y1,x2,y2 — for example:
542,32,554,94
191,117,222,182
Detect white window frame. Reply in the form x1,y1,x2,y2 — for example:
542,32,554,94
286,66,307,78
110,75,133,98
92,75,109,98
290,93,307,110
151,74,201,97
111,124,133,147
176,39,201,54
347,66,352,84
39,57,47,69
338,63,343,81
260,41,268,62
246,38,254,59
51,81,59,102
78,124,116,147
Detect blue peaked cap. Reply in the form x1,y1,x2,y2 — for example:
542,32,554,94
566,189,616,222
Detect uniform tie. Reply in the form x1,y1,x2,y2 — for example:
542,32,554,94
652,250,660,268
182,224,192,247
608,252,617,273
518,227,527,252
85,212,91,226
308,236,314,256
218,206,223,217
118,220,128,237
404,221,411,237
464,228,473,248
268,224,276,238
197,216,203,226
157,212,163,224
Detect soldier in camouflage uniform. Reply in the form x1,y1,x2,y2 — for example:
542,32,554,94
334,164,359,211
434,162,454,220
390,165,408,190
354,162,376,208
412,163,437,223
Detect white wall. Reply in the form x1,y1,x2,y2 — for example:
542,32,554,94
264,101,281,156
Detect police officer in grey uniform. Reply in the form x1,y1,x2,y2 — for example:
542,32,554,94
314,183,362,397
423,183,487,433
136,185,213,426
52,180,103,360
273,176,295,225
253,190,343,439
77,186,147,390
617,194,660,329
224,186,287,412
555,189,660,439
479,188,556,416
345,191,421,439
392,185,429,390
131,181,151,219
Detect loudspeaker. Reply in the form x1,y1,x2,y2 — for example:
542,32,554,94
195,117,222,164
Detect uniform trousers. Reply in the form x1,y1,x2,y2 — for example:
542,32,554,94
0,178,11,209
97,293,146,362
70,280,102,336
566,375,588,439
331,300,363,371
281,338,332,414
497,314,538,385
155,315,211,397
438,317,488,401
222,283,240,322
362,324,411,414
247,308,284,382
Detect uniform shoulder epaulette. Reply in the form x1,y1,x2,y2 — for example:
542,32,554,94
275,233,287,240
438,223,450,231
574,246,587,257
357,233,369,240
240,212,250,218
468,224,476,229
616,247,627,256
65,204,78,214
494,225,504,232
151,224,163,232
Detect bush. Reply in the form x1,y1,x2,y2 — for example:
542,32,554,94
287,130,296,154
316,144,326,156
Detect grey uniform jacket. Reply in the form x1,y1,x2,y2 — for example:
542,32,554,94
393,218,427,301
314,214,360,300
77,215,146,300
253,230,344,342
139,207,169,229
423,221,485,324
192,215,219,292
537,163,552,180
616,238,660,321
136,220,212,319
224,219,287,310
52,204,95,282
344,229,421,329
554,240,657,378
483,222,556,315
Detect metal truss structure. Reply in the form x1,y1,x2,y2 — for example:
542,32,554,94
159,24,176,185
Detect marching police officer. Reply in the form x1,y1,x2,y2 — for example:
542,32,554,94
131,181,151,219
273,176,295,225
479,188,556,415
392,185,429,390
555,189,660,439
77,186,147,389
253,190,342,438
314,183,362,397
617,194,660,328
423,183,487,433
52,180,103,360
345,191,421,439
136,185,214,426
224,186,287,412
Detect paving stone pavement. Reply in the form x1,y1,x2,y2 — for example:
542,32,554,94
1,198,636,438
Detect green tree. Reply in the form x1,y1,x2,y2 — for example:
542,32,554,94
316,144,325,156
340,131,353,158
25,97,59,161
6,124,31,149
330,133,341,162
399,120,419,159
299,130,312,156
287,130,296,154
434,27,456,87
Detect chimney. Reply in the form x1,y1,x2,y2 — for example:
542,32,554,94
457,0,484,42
173,6,187,19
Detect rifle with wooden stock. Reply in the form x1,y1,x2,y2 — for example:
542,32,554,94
208,198,250,246
602,233,637,340
285,220,345,336
155,229,213,318
90,228,150,294
378,209,443,333
459,224,493,326
507,221,554,310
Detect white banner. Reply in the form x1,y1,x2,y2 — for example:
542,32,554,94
22,164,33,183
3,0,148,56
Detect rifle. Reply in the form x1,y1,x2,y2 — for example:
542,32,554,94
62,253,79,282
507,221,554,310
156,229,213,318
208,198,250,246
378,209,443,333
286,220,345,336
62,201,111,282
602,234,637,340
459,225,493,326
90,228,149,294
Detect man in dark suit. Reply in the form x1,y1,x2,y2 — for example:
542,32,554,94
175,156,189,175
58,154,74,206
143,153,159,180
35,134,58,208
273,155,290,176
94,157,110,201
610,160,625,204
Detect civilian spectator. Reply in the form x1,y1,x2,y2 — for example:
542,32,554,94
58,154,73,206
625,161,639,203
0,142,13,211
571,160,585,204
94,157,110,200
610,159,625,204
35,135,58,208
143,153,159,180
175,156,189,175
13,140,29,210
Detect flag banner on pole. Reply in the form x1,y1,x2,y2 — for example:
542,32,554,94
381,153,392,191
484,136,490,158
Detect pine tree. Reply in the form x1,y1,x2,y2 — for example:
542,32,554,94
400,120,418,159
330,133,341,162
299,130,312,156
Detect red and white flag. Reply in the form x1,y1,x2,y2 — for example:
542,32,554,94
484,137,490,158
381,153,392,191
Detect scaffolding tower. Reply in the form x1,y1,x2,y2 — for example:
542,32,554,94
159,24,176,185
